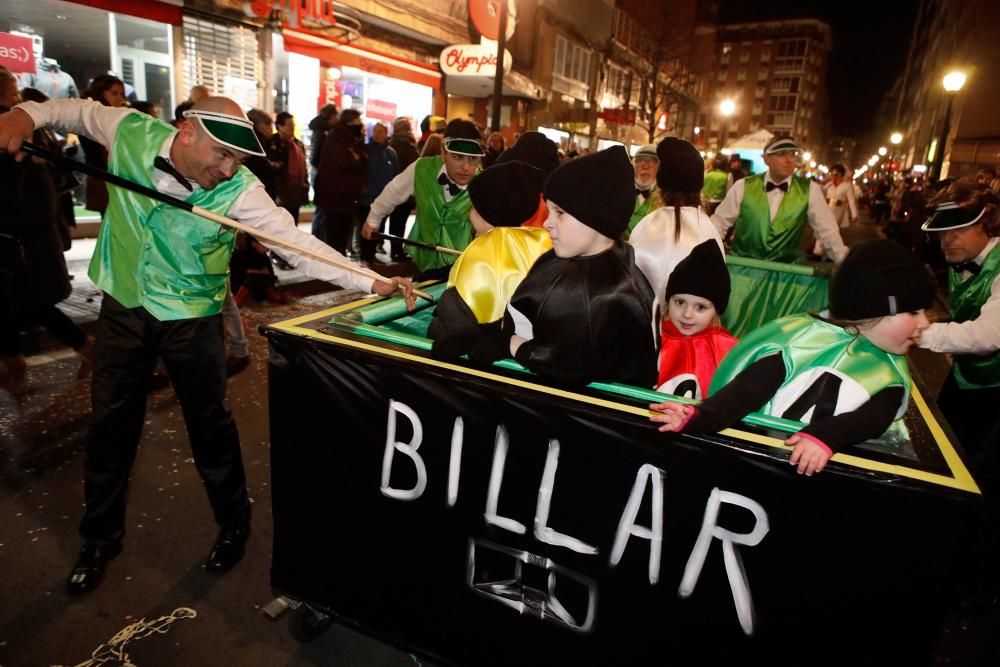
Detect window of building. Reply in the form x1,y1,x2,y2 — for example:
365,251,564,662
717,70,727,82
752,102,762,114
766,112,794,127
604,63,631,105
777,39,806,57
739,47,750,63
737,68,746,81
768,95,798,112
761,46,771,63
553,35,592,99
183,15,262,110
757,68,769,81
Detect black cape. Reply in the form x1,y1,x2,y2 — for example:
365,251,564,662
502,244,657,387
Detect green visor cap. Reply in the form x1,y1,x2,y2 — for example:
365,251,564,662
444,137,485,157
183,109,266,156
921,202,986,231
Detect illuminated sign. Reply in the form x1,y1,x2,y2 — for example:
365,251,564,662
244,0,337,29
439,44,512,77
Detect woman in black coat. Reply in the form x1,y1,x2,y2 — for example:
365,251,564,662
313,109,368,255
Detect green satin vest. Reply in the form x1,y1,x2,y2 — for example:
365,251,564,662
89,112,256,320
702,169,728,202
731,174,810,263
949,242,1000,389
626,189,662,237
408,156,474,272
709,314,911,424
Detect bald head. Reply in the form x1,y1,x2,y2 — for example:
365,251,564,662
191,96,245,117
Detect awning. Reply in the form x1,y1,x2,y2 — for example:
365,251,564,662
444,68,544,100
283,28,441,90
68,0,183,25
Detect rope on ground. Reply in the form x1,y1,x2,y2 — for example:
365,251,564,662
63,607,197,667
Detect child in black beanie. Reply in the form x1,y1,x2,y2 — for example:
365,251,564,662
498,146,657,387
650,240,935,476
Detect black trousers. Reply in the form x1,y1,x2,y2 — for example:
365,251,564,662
0,303,87,357
80,295,250,544
387,201,413,258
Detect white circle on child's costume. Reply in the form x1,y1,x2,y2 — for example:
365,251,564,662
656,373,702,400
770,367,871,424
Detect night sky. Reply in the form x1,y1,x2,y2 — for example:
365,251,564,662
719,1,919,138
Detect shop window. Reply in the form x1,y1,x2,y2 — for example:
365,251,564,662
115,13,174,120
182,15,262,110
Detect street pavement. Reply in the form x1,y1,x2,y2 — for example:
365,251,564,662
1,217,998,666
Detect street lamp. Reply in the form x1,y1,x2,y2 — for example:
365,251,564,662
718,99,735,150
930,70,967,180
890,132,903,146
878,146,888,156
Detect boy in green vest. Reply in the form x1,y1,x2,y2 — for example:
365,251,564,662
0,96,413,595
918,182,1000,485
362,118,484,279
650,240,934,477
711,136,848,264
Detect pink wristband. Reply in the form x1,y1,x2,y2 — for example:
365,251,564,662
794,432,833,456
676,405,699,432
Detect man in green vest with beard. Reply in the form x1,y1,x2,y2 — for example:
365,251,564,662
0,95,413,595
711,136,847,264
625,144,662,238
362,118,483,280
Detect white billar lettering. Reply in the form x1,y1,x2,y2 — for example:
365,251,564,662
447,416,464,507
379,400,427,501
609,464,665,584
678,488,769,636
533,439,599,555
484,425,526,534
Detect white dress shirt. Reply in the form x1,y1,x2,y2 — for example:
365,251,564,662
15,98,376,294
920,237,1000,355
823,179,858,221
710,172,848,263
364,159,464,230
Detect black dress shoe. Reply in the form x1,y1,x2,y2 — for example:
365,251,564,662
66,542,123,595
205,523,251,572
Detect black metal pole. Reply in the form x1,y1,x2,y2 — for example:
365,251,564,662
931,95,954,181
19,141,195,212
490,0,509,133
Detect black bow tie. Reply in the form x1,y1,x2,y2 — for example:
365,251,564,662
951,261,981,276
636,187,651,199
438,172,461,197
154,156,193,192
766,181,789,193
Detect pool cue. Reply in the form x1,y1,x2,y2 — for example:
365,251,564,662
373,232,463,256
19,141,432,301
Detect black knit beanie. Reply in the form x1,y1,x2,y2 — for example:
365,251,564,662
468,161,546,228
543,145,634,239
666,240,731,314
656,137,704,193
496,131,560,178
829,240,935,320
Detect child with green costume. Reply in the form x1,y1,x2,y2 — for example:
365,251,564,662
650,240,935,476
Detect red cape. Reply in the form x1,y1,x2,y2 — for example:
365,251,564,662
656,320,738,399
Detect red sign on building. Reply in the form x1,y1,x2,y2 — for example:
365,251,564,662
0,32,35,74
365,99,398,124
599,108,637,125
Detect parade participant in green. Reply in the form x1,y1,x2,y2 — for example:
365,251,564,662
0,95,414,595
362,118,484,279
626,144,662,237
702,155,729,215
918,182,1000,485
650,240,934,476
711,136,847,263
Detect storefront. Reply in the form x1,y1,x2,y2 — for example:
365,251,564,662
2,0,181,120
273,27,439,139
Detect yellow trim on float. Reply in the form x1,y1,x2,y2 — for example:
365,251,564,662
268,300,981,495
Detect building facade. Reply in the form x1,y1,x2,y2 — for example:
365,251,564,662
699,19,831,157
